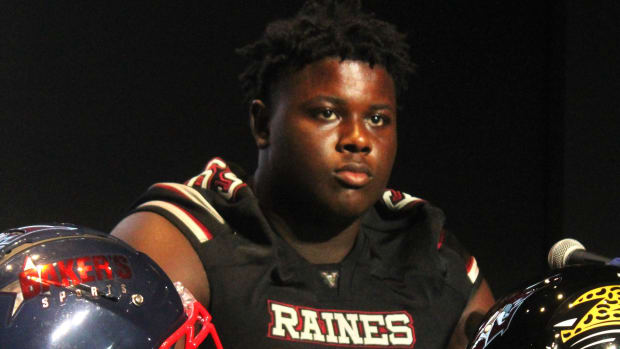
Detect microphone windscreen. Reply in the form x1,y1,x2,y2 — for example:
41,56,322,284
548,238,585,269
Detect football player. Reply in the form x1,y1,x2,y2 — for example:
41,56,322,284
112,1,495,348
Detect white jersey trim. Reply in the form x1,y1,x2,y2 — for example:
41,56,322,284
137,200,211,243
154,182,225,224
467,256,480,284
382,191,423,211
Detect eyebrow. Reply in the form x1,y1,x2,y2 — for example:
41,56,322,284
303,95,347,107
368,104,394,112
302,95,395,112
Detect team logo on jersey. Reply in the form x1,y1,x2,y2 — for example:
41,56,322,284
557,285,620,343
267,300,415,347
186,158,246,201
382,190,422,211
320,271,339,288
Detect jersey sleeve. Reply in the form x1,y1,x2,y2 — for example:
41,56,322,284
130,182,234,249
437,228,483,299
369,189,484,302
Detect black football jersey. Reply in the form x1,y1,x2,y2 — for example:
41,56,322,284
130,158,481,349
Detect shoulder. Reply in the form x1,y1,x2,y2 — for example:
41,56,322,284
366,189,483,289
129,158,251,244
371,189,496,348
110,158,253,307
364,189,444,248
111,211,211,306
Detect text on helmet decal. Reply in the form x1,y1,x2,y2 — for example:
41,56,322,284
19,254,132,300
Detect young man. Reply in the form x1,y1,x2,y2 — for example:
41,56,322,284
112,1,494,348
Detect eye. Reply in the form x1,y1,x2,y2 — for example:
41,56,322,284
367,114,388,127
316,109,338,121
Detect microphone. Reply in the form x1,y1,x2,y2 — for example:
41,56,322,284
547,238,611,269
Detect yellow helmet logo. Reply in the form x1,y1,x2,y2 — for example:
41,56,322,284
561,285,620,343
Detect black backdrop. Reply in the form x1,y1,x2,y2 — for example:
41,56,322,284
2,1,618,297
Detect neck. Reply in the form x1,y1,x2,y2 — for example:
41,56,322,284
265,210,361,264
251,169,363,264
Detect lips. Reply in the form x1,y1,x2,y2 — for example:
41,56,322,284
334,163,373,188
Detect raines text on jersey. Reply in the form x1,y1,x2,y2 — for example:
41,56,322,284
268,300,416,348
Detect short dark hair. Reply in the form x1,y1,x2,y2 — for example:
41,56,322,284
236,0,415,105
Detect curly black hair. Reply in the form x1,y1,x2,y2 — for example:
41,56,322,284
236,0,415,105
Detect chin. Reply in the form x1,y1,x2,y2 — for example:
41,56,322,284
327,192,375,220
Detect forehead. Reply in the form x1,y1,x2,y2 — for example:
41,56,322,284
274,58,396,106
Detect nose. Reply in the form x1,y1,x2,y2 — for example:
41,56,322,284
336,116,371,155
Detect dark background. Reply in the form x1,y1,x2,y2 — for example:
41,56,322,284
2,1,618,297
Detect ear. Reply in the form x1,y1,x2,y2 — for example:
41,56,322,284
250,99,270,149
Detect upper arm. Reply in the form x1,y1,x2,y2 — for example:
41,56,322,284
447,278,495,349
111,211,211,307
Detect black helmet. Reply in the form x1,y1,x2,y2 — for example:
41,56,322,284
0,224,222,348
469,264,620,349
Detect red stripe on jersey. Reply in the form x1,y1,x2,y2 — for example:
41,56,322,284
152,184,213,241
391,189,403,202
437,230,446,250
173,201,213,241
194,175,205,187
465,256,475,273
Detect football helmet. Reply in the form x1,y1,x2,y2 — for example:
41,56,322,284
0,224,222,349
468,264,620,349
